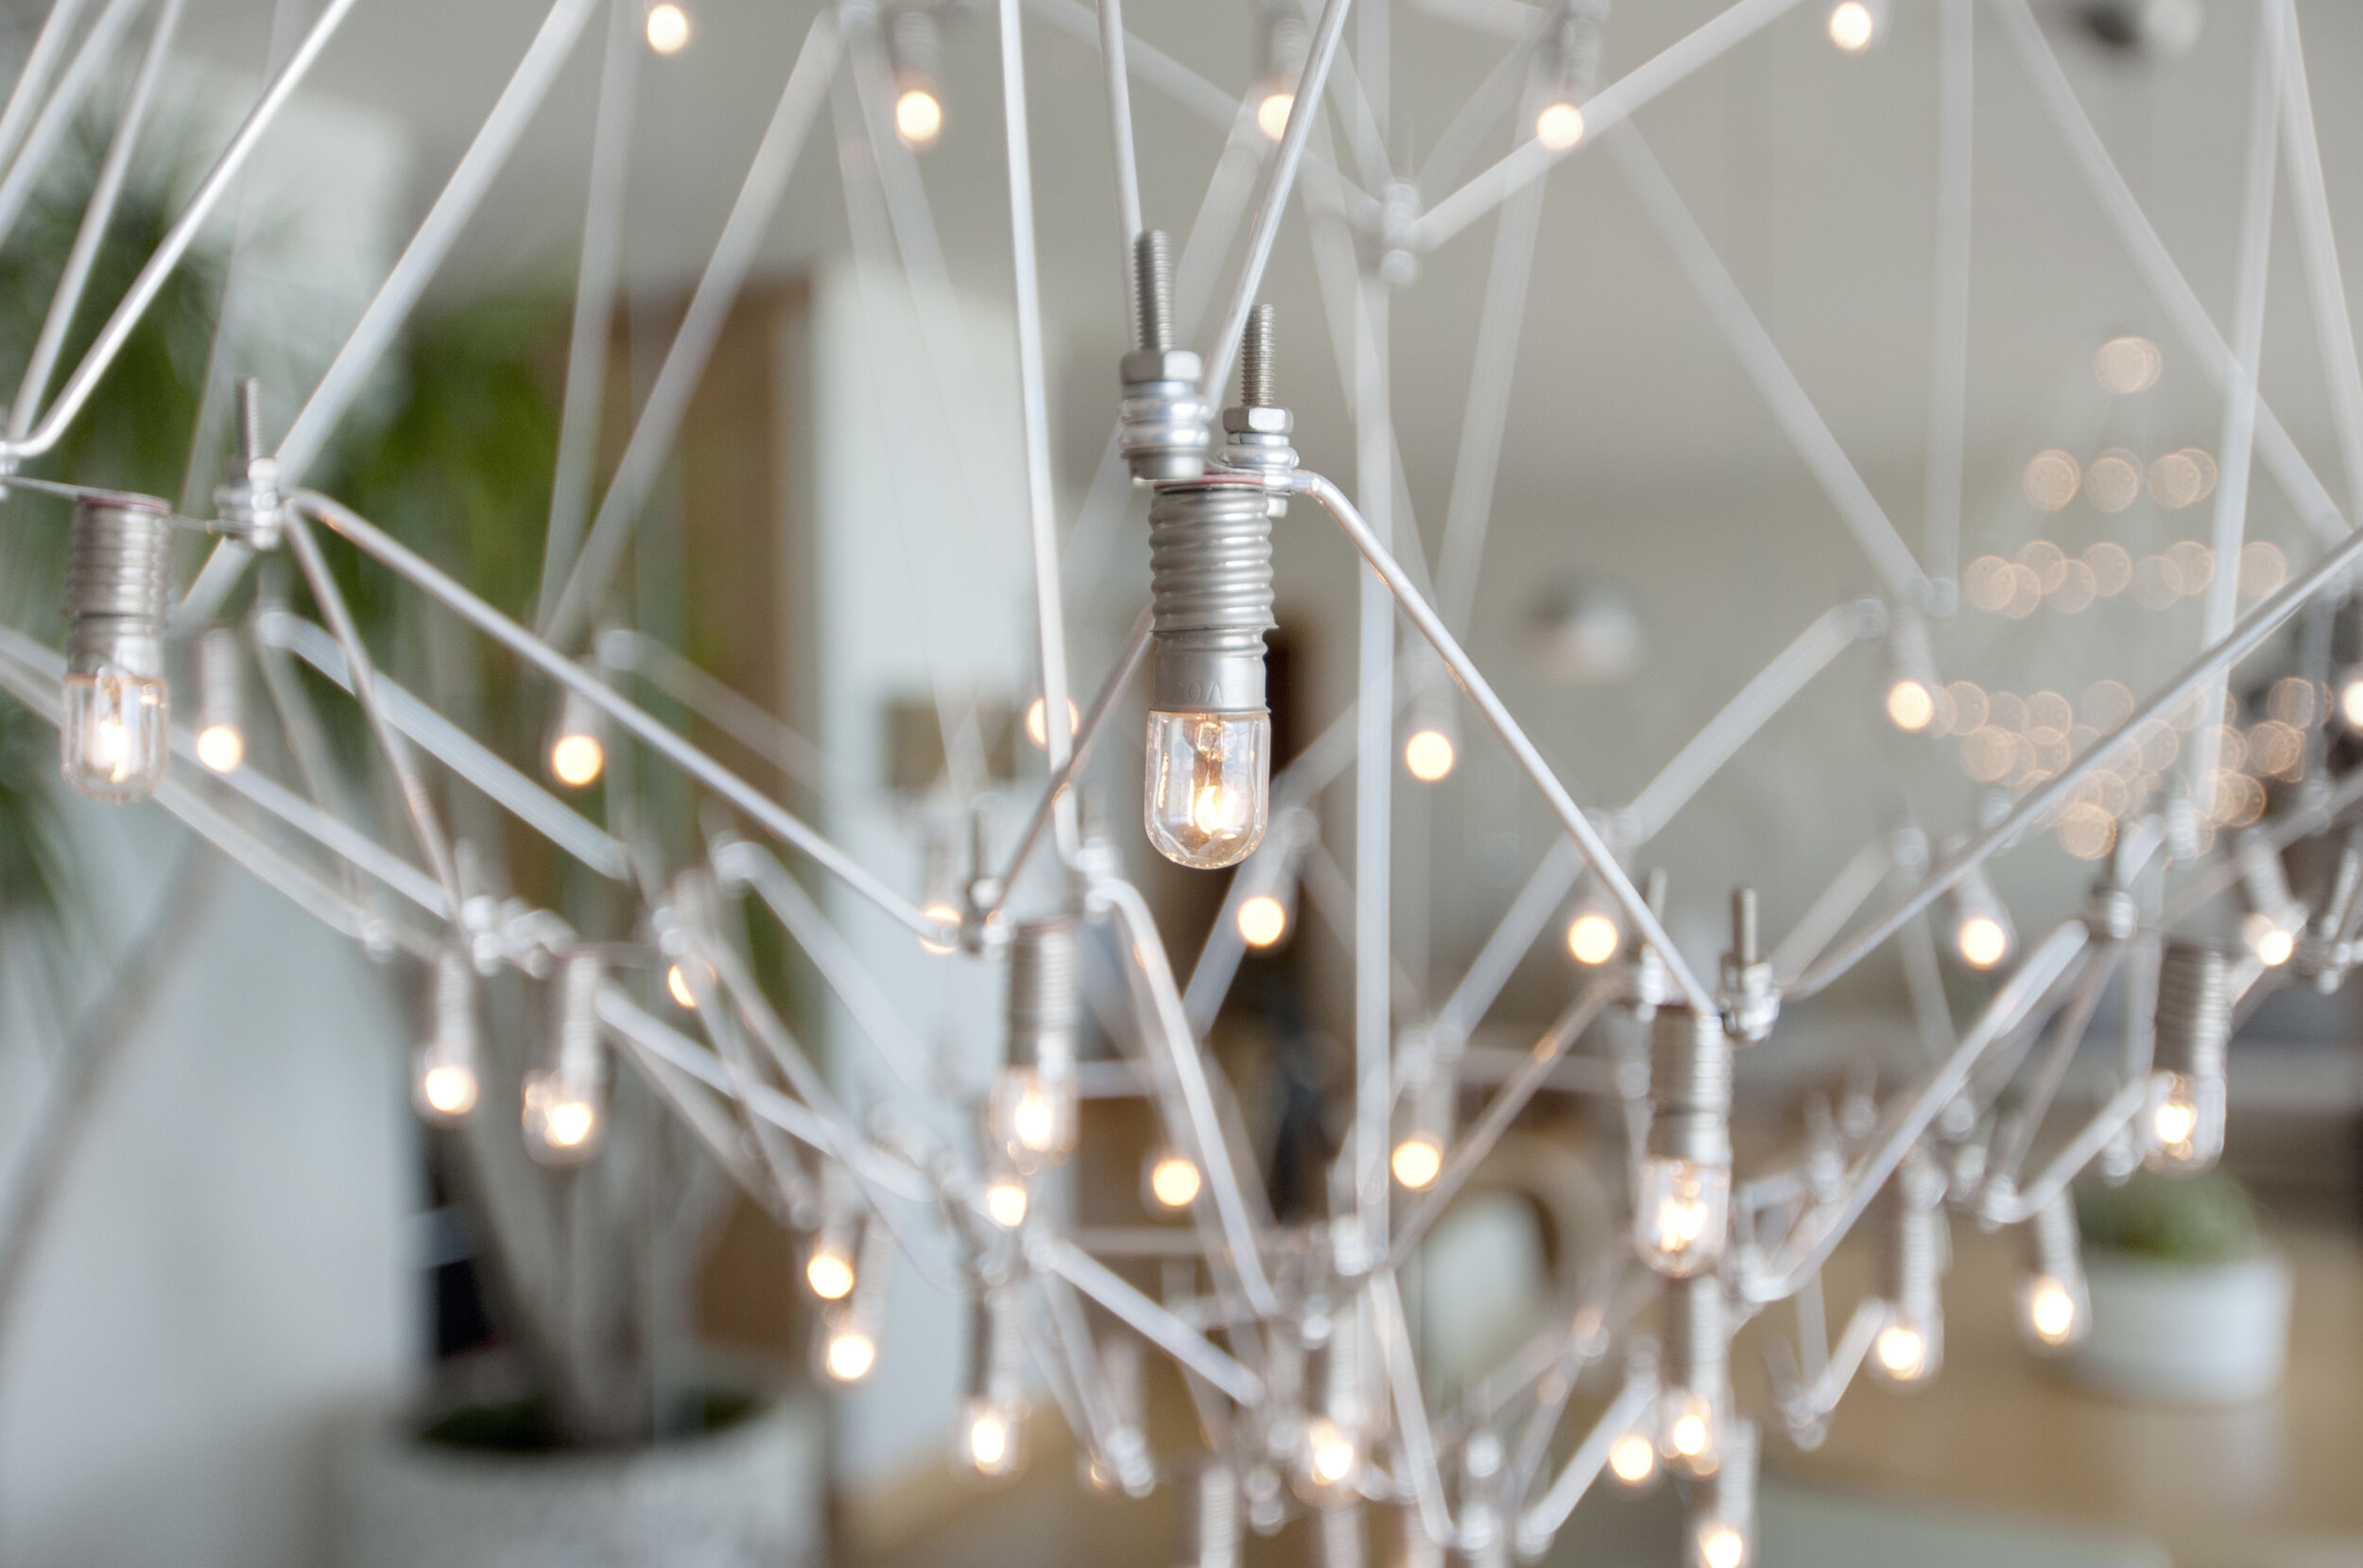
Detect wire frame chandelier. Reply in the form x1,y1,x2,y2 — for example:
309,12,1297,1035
0,0,2358,1564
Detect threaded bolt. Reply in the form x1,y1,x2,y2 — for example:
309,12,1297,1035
1240,303,1278,407
1133,229,1174,353
236,377,266,466
1732,887,1758,967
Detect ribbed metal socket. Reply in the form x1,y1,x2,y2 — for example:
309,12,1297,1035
2025,1190,2081,1282
968,1284,1026,1404
1315,1504,1364,1568
1664,1274,1728,1406
557,951,605,1084
2154,940,2233,1080
1182,1463,1242,1568
1149,477,1275,713
432,946,475,1055
1007,917,1079,1072
1260,8,1310,82
65,496,174,680
1648,1006,1733,1165
1701,1418,1758,1542
1874,1156,1944,1317
198,624,242,731
889,7,940,78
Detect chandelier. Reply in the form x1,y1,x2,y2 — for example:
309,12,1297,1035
0,0,2354,1565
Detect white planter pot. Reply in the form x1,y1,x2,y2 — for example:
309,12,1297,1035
334,1388,826,1568
2064,1249,2291,1406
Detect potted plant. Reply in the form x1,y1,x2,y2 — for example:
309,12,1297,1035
2062,1170,2290,1405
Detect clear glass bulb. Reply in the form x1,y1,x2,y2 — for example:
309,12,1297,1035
196,721,244,774
1303,1416,1355,1489
985,1176,1030,1229
823,1323,877,1383
1256,90,1294,141
2147,1070,2224,1168
1608,1430,1658,1487
1390,1133,1444,1191
1634,1156,1730,1276
1534,100,1585,151
959,1397,1024,1476
645,2,689,54
2242,911,2296,967
1146,712,1270,869
1567,911,1620,965
1404,728,1456,782
896,87,942,148
60,672,167,801
521,1069,602,1164
1955,913,2010,970
1871,1303,1942,1385
1828,0,1875,50
1659,1388,1716,1473
1696,1517,1749,1568
412,1048,479,1124
2342,670,2363,729
1886,677,1936,732
549,730,604,788
2017,1272,2087,1351
1145,1151,1202,1210
991,1065,1078,1172
805,1237,856,1301
1237,893,1289,948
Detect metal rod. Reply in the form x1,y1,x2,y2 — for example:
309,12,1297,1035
1298,471,1717,1013
1435,178,1545,637
0,0,93,193
2279,0,2363,529
1371,1270,1457,1547
992,603,1152,907
1354,269,1396,1244
1516,1373,1657,1542
1923,0,1973,586
1987,1076,2147,1224
540,9,837,646
1768,836,1891,987
1032,1235,1263,1405
1096,0,1142,248
294,491,953,944
0,0,146,253
596,627,849,804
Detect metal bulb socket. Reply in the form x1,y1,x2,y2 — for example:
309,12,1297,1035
1006,917,1078,1074
1145,475,1274,868
1871,1151,1946,1382
212,377,283,546
61,493,175,801
1182,1462,1243,1568
2153,940,2233,1081
1661,1274,1728,1470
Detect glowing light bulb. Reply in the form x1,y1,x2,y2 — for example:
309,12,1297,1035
1609,1431,1657,1486
806,1239,856,1301
1886,678,1937,733
1567,911,1621,965
824,1325,877,1382
1305,1416,1355,1487
1025,696,1078,749
985,1176,1030,1229
961,1398,1022,1475
1147,1152,1202,1210
549,732,603,788
1956,915,2009,970
1237,894,1289,948
1633,1156,1730,1276
2023,1274,2079,1347
2146,1068,2222,1167
645,2,689,54
1404,728,1457,782
1390,1133,1443,1191
1828,0,1876,51
1256,90,1294,141
992,1065,1078,1171
1873,1321,1928,1381
920,902,962,956
196,722,244,773
2152,1094,2197,1147
60,674,167,801
1145,711,1270,870
1662,1389,1715,1466
522,1070,602,1162
896,85,943,148
2340,669,2363,729
418,1060,478,1119
2243,911,2295,968
665,958,714,1009
1698,1520,1748,1568
1534,100,1585,151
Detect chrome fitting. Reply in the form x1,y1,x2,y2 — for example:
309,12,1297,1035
1648,1005,1733,1167
1874,1153,1946,1321
1215,304,1298,509
1664,1273,1729,1411
65,493,174,683
2085,881,2138,942
1007,917,1078,1076
1720,886,1779,1042
1118,230,1210,483
2153,939,2232,1082
968,1283,1026,1407
1148,474,1276,713
1626,868,1673,1020
1182,1462,1243,1568
211,377,284,548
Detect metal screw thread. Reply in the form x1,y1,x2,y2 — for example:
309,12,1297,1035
848,1215,897,1329
1648,1005,1733,1165
1732,887,1758,966
890,7,940,78
1134,230,1175,353
1704,1418,1758,1532
1148,480,1276,712
2027,1189,2081,1282
558,952,604,1081
2154,940,2233,1078
236,376,266,465
198,624,242,726
1645,867,1669,916
1182,1463,1242,1568
65,497,174,677
1008,917,1078,1070
433,946,475,1056
1664,1273,1728,1405
1262,9,1310,80
1394,1505,1445,1568
1874,1155,1943,1313
1315,1505,1364,1568
970,1284,1026,1403
1239,304,1277,407
1320,1301,1359,1423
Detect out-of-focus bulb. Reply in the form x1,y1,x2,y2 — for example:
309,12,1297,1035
920,902,962,956
549,731,603,787
1957,914,2009,970
1872,1320,1929,1382
1567,911,1621,965
1390,1133,1443,1191
1634,1156,1731,1277
418,1060,478,1118
414,950,480,1124
1025,696,1078,750
992,1065,1078,1171
1609,1430,1658,1486
1534,100,1585,151
2147,1068,2223,1166
194,624,245,773
1662,1390,1715,1465
666,963,698,1008
806,1237,857,1301
1304,1416,1355,1487
1145,711,1270,869
961,1398,1022,1475
825,1325,877,1383
1405,728,1457,782
1886,678,1936,732
196,722,243,773
1828,0,1876,50
522,1071,601,1159
985,1176,1030,1229
2340,669,2363,729
1147,1152,1202,1210
896,85,943,148
1697,1519,1749,1568
2243,911,2295,968
1237,893,1289,948
62,674,167,801
1256,90,1294,140
646,2,689,54
2023,1274,2079,1347
62,497,174,801
2152,1094,2196,1146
